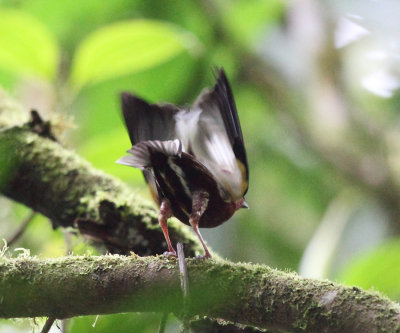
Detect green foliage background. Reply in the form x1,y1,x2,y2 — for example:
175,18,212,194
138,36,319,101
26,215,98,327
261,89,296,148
1,0,399,331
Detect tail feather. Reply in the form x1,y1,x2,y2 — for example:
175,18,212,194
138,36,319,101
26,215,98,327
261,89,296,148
116,139,182,170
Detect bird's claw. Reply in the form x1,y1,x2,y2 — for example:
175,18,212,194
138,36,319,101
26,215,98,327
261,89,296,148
163,251,177,258
195,253,212,260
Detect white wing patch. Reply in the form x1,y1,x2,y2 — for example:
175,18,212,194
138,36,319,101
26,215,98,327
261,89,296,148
174,108,201,153
202,132,243,200
207,133,237,173
174,107,244,200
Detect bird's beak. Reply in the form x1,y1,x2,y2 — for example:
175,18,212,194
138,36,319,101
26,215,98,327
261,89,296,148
241,200,249,209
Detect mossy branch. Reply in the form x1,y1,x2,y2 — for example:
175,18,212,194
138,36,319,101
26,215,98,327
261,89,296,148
1,255,400,333
0,89,203,256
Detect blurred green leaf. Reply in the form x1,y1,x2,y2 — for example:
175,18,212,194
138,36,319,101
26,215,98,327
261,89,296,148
78,129,143,184
68,310,175,333
222,0,284,47
70,19,201,90
337,239,400,300
12,0,139,55
0,69,18,90
72,50,198,145
15,214,65,257
0,9,59,80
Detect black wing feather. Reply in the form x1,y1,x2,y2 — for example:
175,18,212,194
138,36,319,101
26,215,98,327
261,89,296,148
213,69,248,180
121,92,179,145
213,69,244,145
194,69,249,182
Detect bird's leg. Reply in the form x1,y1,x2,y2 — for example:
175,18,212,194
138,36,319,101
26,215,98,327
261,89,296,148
159,198,176,257
190,191,211,258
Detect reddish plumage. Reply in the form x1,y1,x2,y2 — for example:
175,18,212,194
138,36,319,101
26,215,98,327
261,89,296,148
117,69,248,258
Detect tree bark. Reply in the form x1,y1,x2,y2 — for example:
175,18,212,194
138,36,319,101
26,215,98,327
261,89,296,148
0,255,399,333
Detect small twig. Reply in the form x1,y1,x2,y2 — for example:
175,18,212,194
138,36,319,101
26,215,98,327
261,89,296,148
158,243,189,333
177,242,190,333
41,317,55,333
177,243,189,298
7,211,36,247
158,312,168,333
28,110,58,142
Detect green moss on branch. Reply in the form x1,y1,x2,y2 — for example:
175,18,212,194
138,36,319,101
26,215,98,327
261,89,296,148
0,255,399,333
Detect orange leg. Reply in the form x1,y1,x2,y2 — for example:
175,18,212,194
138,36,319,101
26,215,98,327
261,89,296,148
159,198,176,256
190,191,211,258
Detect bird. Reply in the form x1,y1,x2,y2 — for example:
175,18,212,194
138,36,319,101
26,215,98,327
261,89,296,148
117,68,249,258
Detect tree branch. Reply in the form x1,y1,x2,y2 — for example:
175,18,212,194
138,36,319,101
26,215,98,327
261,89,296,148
0,89,203,256
0,255,399,333
6,211,36,246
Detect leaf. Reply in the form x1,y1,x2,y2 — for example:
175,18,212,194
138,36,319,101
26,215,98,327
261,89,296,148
223,0,284,47
73,51,197,141
337,239,400,300
77,129,144,185
70,19,200,90
0,9,59,80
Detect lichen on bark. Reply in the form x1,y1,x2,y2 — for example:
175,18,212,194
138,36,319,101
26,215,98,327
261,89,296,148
0,255,400,333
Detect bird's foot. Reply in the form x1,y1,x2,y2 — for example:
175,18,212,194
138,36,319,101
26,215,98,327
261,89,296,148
195,253,212,260
163,251,177,258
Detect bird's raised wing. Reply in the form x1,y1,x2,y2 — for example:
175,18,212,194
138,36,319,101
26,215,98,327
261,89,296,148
175,69,248,199
121,92,179,145
119,93,181,205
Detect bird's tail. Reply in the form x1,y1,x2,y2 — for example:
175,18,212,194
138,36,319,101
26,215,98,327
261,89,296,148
116,139,182,170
